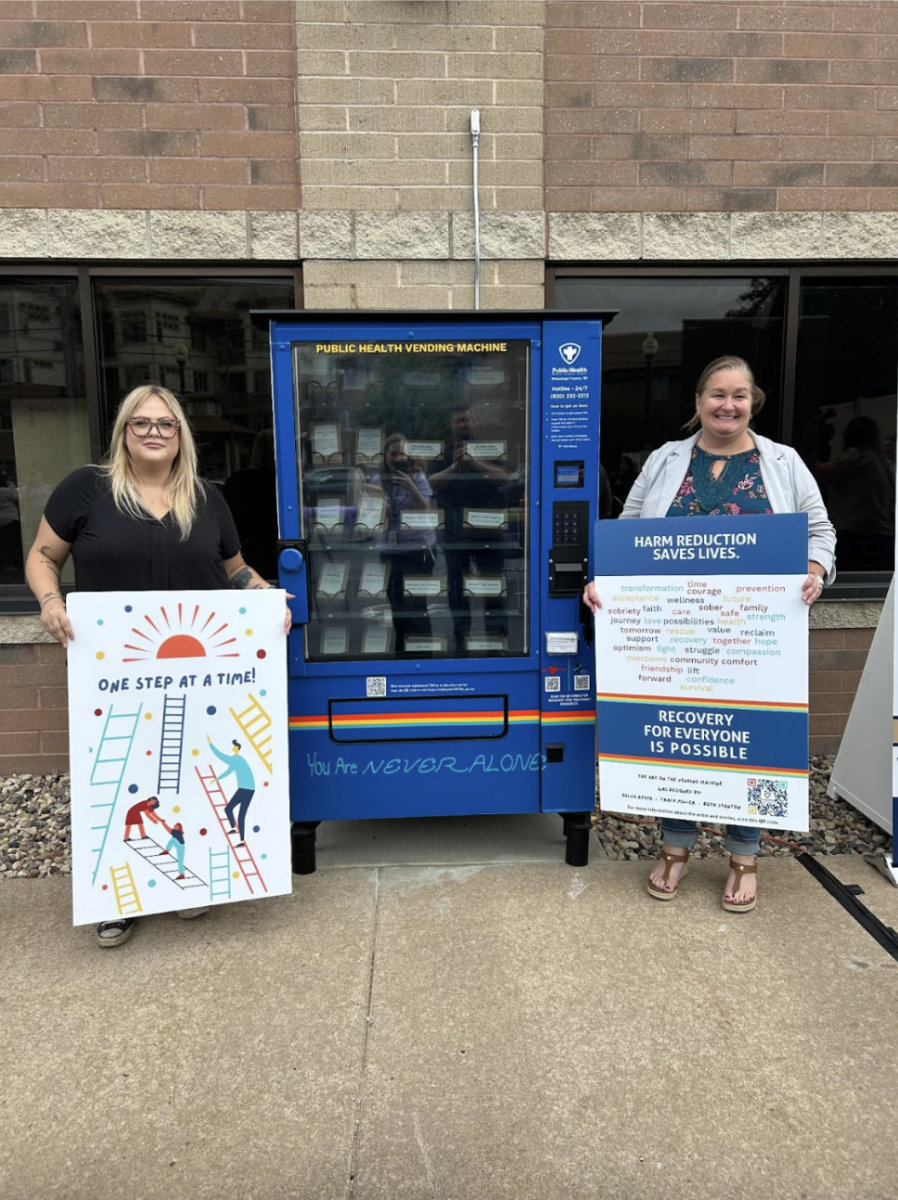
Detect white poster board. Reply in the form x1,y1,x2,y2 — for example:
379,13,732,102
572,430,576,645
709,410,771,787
67,590,291,925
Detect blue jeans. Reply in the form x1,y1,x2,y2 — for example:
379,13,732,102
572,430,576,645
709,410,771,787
224,787,254,842
661,818,761,857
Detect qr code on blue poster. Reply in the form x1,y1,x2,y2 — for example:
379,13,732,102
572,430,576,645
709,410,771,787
366,676,387,698
747,778,788,819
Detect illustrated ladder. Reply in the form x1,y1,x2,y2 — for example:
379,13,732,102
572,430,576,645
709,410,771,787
89,702,144,885
209,848,232,902
109,862,142,916
194,765,268,895
157,695,187,793
229,692,274,774
124,834,207,891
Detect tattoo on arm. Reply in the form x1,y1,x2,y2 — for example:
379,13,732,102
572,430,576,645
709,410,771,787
39,546,62,581
40,591,63,609
228,567,254,590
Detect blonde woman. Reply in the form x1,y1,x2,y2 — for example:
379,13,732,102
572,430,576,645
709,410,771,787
26,385,290,948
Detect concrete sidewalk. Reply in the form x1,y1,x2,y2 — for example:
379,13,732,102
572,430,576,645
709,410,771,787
2,816,898,1200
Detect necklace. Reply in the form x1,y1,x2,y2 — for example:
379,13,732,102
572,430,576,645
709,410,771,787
690,445,755,513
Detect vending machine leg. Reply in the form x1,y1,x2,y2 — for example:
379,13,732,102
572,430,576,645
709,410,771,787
291,821,320,876
563,813,592,867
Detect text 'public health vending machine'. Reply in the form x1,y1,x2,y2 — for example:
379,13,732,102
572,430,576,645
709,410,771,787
261,311,609,871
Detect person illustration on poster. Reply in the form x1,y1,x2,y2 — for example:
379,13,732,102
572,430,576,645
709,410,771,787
583,355,835,914
161,821,187,879
207,735,256,845
124,795,164,842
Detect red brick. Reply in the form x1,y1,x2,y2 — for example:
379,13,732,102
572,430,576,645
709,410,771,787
47,156,147,183
101,183,200,207
6,664,69,688
94,75,196,102
809,670,844,693
0,753,69,774
194,21,292,50
810,629,846,650
39,47,142,74
98,129,198,156
808,713,851,736
641,160,733,185
1,157,46,182
733,161,825,187
545,160,638,187
249,159,298,186
735,110,827,135
548,3,641,28
43,101,143,128
782,135,872,161
240,2,293,17
0,645,39,665
142,50,245,77
589,185,686,211
783,31,878,59
1,127,95,153
0,48,37,72
247,105,297,132
689,135,781,160
546,29,641,57
244,50,299,78
149,157,248,184
39,730,71,754
37,644,65,664
641,58,734,84
545,186,594,212
546,135,593,161
826,162,898,187
0,3,38,15
581,83,691,109
547,108,640,135
691,84,783,109
144,102,246,130
687,186,776,210
834,6,898,34
809,735,841,756
0,74,92,100
0,181,99,206
1,707,68,732
736,58,828,85
0,20,89,47
777,186,869,211
200,184,297,209
89,21,194,48
642,3,738,29
199,130,297,157
590,134,687,161
738,5,834,33
36,2,138,16
842,628,876,649
784,85,875,110
140,1,242,18
0,688,38,709
0,732,40,754
197,77,295,104
830,59,898,86
640,109,735,134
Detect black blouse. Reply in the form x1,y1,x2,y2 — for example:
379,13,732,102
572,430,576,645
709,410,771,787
44,466,241,592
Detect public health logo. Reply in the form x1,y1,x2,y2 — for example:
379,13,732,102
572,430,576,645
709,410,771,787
559,343,581,364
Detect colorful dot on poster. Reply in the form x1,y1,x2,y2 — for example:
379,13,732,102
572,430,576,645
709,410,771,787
102,884,108,890
192,748,199,756
125,605,132,613
260,689,267,697
199,828,208,836
232,871,240,880
263,781,269,788
146,750,152,757
206,706,216,715
144,713,152,720
261,854,267,861
97,619,104,626
239,607,246,614
256,649,266,659
252,825,260,834
89,747,93,754
172,805,181,814
96,651,105,660
94,709,102,717
245,628,253,636
128,784,138,794
148,878,156,887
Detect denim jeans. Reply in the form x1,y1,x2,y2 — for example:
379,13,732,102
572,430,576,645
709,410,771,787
660,818,761,857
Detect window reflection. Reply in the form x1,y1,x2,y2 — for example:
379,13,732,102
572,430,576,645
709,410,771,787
0,278,87,583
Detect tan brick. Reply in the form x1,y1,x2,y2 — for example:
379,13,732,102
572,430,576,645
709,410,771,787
150,158,248,184
738,5,833,33
735,110,827,135
295,49,357,77
298,21,395,52
301,187,396,211
0,182,99,206
0,74,92,100
247,105,296,132
548,2,641,28
782,135,872,161
395,186,482,211
1,127,96,154
94,75,196,103
98,129,198,156
0,19,89,46
200,130,296,157
493,80,545,107
47,157,147,183
494,26,544,53
42,101,143,128
89,20,193,48
200,184,297,210
689,135,781,160
39,46,141,74
102,183,200,208
0,102,41,126
393,24,496,53
394,80,493,108
145,102,246,130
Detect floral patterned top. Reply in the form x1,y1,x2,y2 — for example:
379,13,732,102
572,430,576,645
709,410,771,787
666,445,774,518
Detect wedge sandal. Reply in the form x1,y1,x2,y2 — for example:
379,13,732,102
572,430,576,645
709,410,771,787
647,847,689,901
722,856,757,913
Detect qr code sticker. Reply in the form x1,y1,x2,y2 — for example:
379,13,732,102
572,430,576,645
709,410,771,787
544,676,561,693
574,674,590,691
366,676,387,698
747,777,788,819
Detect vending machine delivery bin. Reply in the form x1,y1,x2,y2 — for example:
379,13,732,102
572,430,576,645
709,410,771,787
259,311,611,872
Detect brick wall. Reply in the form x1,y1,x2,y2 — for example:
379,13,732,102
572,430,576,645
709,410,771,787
0,0,298,212
0,632,873,775
546,0,898,213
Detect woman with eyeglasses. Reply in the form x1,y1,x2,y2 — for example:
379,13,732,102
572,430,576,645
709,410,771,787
25,384,291,949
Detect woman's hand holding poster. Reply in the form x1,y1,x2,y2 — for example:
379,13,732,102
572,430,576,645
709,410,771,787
594,514,810,832
67,589,291,925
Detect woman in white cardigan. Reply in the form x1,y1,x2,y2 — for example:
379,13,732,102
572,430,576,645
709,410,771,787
583,356,835,914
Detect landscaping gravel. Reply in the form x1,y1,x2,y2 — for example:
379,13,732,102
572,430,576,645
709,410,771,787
0,757,892,879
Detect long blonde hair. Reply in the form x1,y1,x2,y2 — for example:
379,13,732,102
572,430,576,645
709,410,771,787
103,385,200,539
685,355,766,433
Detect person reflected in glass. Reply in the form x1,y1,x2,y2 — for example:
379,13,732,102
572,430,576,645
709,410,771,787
368,434,437,650
223,428,278,580
428,403,511,654
610,455,638,510
24,385,292,950
0,469,23,575
815,415,894,571
583,356,835,915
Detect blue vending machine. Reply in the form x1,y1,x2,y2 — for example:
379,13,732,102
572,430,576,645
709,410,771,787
261,311,609,871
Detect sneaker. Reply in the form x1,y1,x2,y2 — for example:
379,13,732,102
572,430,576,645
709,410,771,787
176,907,210,919
96,918,135,947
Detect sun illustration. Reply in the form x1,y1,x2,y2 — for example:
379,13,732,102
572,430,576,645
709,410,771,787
123,603,239,662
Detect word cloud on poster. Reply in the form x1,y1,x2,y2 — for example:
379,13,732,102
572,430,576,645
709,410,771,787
595,515,810,831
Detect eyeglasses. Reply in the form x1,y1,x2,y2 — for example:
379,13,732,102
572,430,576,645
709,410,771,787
126,417,181,438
